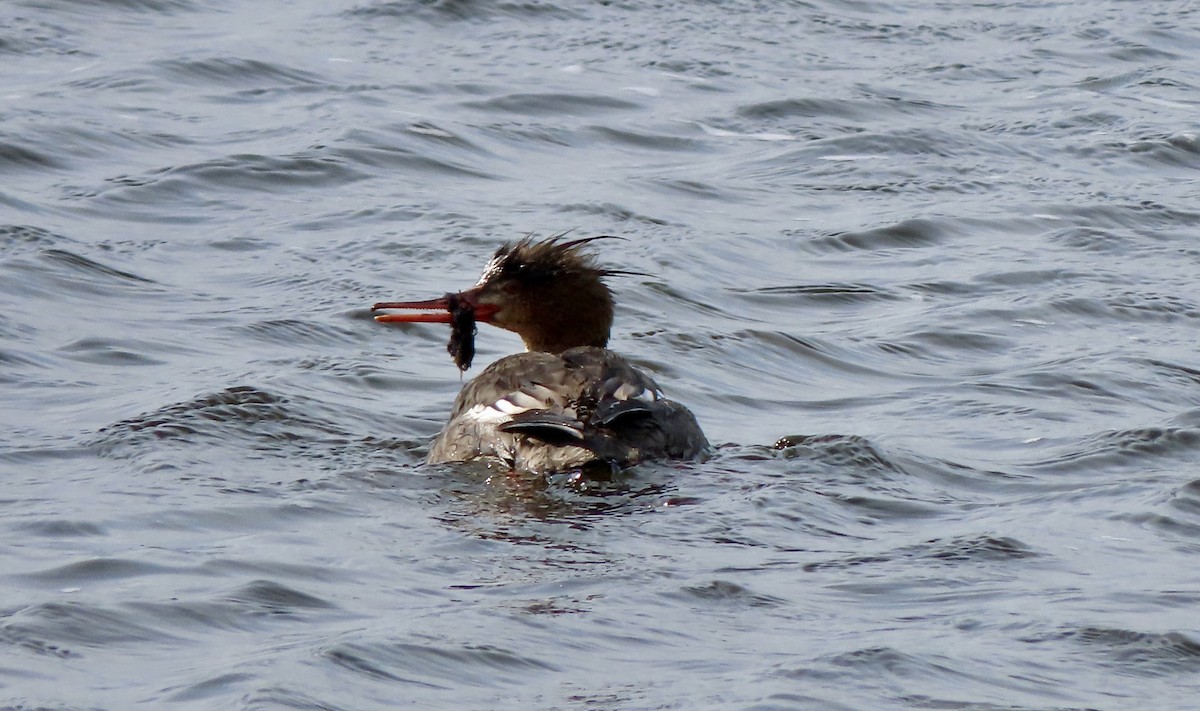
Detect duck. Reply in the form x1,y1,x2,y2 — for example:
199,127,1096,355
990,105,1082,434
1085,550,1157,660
372,234,708,474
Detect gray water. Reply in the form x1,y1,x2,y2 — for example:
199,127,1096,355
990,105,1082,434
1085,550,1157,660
3,0,1200,708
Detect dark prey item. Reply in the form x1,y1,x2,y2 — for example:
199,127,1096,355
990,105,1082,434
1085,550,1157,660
445,291,476,371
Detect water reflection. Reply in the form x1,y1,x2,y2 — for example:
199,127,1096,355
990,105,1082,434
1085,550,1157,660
432,461,678,540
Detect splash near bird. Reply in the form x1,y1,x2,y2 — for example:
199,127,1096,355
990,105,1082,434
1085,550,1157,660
372,234,709,474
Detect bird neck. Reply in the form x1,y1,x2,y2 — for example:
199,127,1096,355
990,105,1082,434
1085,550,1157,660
515,281,614,354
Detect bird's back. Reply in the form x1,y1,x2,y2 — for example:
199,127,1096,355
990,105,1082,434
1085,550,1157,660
427,347,708,473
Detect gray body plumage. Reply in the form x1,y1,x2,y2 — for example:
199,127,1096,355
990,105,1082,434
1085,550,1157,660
428,347,708,473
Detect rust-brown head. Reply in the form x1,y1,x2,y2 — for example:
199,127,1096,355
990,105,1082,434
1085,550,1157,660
373,235,627,355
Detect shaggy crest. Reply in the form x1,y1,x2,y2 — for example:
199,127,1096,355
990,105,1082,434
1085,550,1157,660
476,234,630,287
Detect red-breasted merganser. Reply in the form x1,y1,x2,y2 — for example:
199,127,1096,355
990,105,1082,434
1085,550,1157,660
372,235,708,474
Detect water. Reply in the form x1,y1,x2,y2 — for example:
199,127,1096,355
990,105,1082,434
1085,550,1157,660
3,0,1200,708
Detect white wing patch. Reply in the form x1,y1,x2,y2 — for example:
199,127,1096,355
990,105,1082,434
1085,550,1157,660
463,403,511,424
493,398,526,416
508,390,548,410
461,382,656,430
613,382,660,403
462,384,563,425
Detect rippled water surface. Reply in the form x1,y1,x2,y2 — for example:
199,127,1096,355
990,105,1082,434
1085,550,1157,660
4,0,1200,708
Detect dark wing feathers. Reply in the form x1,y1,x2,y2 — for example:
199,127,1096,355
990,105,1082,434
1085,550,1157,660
432,347,707,471
498,413,586,443
593,398,654,427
